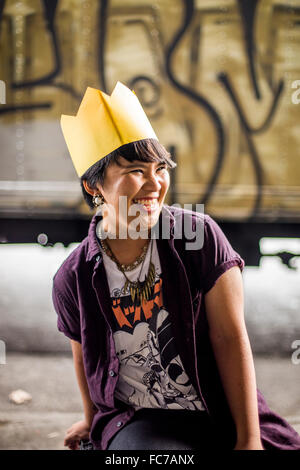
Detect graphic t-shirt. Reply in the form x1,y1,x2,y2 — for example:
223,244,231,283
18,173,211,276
99,238,206,411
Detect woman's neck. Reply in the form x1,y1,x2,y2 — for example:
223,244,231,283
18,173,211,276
104,236,152,266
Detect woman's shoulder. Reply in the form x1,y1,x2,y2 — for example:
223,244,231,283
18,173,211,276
163,204,206,228
163,204,205,219
163,204,210,245
164,204,226,232
52,236,91,294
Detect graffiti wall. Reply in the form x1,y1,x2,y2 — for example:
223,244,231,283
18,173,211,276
0,0,300,221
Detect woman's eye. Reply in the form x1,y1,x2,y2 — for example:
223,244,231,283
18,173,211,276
130,166,167,174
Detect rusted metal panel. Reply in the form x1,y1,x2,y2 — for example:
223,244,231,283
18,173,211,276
0,0,300,223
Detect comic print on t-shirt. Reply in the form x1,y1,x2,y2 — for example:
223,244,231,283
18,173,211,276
99,238,206,411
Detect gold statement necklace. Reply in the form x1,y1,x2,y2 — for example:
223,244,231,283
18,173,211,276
99,238,156,304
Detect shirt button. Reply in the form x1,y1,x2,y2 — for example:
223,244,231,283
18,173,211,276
109,370,116,377
116,421,123,428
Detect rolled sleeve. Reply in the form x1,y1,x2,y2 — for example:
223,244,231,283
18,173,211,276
52,282,81,343
202,215,245,295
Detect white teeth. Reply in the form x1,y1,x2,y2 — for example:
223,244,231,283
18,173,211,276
133,199,158,206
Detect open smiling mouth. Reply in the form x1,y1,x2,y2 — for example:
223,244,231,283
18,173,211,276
132,199,159,212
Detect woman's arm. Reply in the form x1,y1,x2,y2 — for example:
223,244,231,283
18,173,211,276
204,266,263,450
63,340,98,449
70,339,98,427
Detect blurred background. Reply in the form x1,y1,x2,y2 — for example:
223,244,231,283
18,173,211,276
0,0,300,449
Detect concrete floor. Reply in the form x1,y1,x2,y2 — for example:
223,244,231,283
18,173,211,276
0,353,299,450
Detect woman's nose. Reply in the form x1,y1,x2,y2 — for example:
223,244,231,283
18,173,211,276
144,173,161,191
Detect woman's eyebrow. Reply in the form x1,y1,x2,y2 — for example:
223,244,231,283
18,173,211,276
121,161,165,169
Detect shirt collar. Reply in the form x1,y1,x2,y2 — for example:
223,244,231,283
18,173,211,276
86,210,103,261
86,204,176,262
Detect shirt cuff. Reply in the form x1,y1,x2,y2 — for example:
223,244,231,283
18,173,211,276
203,256,245,294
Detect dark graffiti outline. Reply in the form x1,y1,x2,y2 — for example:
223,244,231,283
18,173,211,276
165,0,226,209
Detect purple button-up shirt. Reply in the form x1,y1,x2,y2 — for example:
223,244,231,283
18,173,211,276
52,205,300,450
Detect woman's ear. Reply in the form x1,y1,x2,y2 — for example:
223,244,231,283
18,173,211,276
82,180,102,196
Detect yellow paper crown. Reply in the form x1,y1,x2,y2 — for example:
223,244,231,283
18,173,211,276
61,81,158,177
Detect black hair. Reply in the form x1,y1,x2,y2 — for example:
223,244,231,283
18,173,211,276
80,138,176,210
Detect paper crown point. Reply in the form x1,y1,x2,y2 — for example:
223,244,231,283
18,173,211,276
61,81,158,177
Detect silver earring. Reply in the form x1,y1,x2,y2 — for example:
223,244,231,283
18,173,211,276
92,194,105,207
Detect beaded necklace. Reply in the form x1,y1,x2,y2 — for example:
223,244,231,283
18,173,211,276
99,238,155,303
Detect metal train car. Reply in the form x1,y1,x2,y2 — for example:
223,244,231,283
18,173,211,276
1,0,300,266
